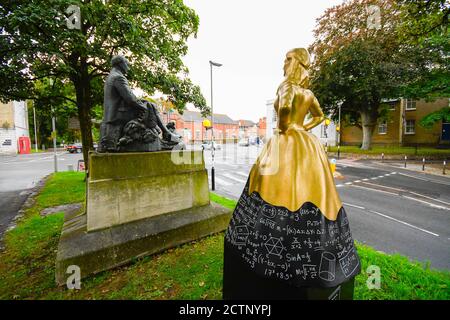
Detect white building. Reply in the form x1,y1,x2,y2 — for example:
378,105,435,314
0,101,30,154
265,99,337,146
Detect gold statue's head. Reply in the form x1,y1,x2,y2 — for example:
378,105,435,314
283,48,310,87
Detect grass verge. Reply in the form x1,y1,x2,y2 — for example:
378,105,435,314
0,172,448,300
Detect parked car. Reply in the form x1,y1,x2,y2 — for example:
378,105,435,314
201,141,222,150
67,142,98,153
67,143,82,153
238,138,250,146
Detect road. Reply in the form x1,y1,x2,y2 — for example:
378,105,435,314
203,144,450,270
0,151,82,241
1,145,449,270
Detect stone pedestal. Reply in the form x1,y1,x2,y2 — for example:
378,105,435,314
55,150,231,285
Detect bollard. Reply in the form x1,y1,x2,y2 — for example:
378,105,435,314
444,160,447,175
337,145,340,160
330,158,337,174
422,158,425,171
381,153,384,163
404,155,407,168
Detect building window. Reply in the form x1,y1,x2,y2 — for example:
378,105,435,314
405,99,416,110
378,121,387,134
387,101,396,110
195,130,200,139
273,109,278,122
405,120,415,134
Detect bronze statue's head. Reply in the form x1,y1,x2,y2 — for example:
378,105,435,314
111,55,130,75
283,48,310,88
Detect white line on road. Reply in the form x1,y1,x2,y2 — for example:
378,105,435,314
362,178,369,181
214,177,233,186
351,184,398,196
398,172,450,187
235,171,249,177
222,173,247,183
368,209,439,237
354,180,361,183
403,196,450,211
345,182,353,185
343,202,366,210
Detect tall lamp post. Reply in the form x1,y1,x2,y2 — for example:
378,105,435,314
337,103,342,159
49,79,58,172
209,60,222,191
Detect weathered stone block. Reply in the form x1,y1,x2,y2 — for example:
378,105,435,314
87,151,209,231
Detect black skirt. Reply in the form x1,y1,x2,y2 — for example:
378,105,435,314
223,181,361,300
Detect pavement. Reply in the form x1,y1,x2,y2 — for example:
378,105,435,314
1,146,449,271
0,151,83,241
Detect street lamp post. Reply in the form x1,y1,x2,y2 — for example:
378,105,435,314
49,79,58,172
209,60,222,191
337,103,342,160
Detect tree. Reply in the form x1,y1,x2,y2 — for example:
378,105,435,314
397,0,449,100
0,0,207,163
309,0,446,149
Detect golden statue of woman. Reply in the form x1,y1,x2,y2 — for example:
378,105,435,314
248,48,342,221
223,48,360,300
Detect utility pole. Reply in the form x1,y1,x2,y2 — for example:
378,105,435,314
32,100,38,152
50,79,58,172
209,60,222,191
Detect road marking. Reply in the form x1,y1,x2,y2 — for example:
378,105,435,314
368,209,439,237
354,180,361,183
402,196,450,211
398,172,450,187
351,184,398,196
214,177,233,186
235,171,249,177
345,182,353,185
343,202,366,210
371,177,378,180
361,181,450,208
222,173,247,183
362,178,369,181
336,184,344,187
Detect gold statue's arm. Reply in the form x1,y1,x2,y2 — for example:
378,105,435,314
303,95,325,131
276,84,295,133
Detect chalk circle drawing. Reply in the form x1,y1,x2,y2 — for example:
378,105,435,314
319,251,336,282
261,204,277,219
264,237,285,258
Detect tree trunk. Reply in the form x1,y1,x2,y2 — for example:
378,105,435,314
73,59,94,167
360,109,378,150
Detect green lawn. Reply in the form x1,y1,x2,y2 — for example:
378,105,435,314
328,145,450,157
0,172,448,300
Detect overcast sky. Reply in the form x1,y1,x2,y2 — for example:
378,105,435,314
181,0,343,122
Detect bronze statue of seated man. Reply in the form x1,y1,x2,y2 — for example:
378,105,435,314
98,55,182,152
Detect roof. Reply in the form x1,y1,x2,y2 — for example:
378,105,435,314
238,120,256,127
180,110,238,125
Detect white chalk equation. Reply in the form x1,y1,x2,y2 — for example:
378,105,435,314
225,187,361,285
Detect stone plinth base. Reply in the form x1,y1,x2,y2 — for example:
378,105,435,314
56,202,231,285
87,151,209,231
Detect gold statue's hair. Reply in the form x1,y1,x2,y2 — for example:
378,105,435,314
287,48,310,69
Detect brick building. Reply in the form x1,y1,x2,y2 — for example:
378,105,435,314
341,98,450,147
161,109,240,144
